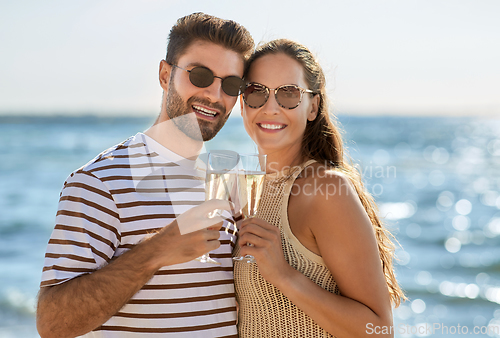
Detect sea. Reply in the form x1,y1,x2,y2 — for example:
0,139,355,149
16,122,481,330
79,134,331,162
0,115,499,338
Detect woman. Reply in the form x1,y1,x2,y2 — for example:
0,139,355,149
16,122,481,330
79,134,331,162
234,39,405,337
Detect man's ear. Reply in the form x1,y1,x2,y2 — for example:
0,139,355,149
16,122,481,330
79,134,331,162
159,60,172,91
307,94,320,121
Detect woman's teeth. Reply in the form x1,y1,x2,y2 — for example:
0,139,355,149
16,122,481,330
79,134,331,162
193,105,217,117
260,123,285,130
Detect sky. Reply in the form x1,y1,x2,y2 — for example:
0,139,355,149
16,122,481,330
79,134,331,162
1,0,499,116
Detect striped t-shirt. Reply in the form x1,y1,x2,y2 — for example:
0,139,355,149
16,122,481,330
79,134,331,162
41,133,238,337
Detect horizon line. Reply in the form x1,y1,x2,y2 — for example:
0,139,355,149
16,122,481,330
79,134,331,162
0,112,498,120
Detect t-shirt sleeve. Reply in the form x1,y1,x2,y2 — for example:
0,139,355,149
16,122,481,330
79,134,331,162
40,169,121,287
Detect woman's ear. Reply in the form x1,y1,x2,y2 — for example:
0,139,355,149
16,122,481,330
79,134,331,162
307,94,320,121
159,60,172,91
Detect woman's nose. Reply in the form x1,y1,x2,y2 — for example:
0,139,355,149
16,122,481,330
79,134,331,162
262,91,281,115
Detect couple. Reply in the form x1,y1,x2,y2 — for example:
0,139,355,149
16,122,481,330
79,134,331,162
36,12,404,338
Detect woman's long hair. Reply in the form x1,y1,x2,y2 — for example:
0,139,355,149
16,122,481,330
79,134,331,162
244,39,406,306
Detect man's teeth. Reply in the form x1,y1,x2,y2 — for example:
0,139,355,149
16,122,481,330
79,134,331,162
260,123,285,130
194,105,217,117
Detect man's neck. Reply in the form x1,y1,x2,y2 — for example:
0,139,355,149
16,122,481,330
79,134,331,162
144,116,204,160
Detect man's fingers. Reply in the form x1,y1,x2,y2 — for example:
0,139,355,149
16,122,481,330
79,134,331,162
205,227,222,240
178,217,223,235
205,237,222,252
201,199,234,215
206,218,224,230
176,200,231,235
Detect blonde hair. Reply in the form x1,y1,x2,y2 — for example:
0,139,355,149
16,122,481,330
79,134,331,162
245,39,406,306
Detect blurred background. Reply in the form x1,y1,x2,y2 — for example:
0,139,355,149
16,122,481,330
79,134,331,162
1,1,499,337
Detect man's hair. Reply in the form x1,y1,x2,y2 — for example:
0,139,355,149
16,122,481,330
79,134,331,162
165,12,254,65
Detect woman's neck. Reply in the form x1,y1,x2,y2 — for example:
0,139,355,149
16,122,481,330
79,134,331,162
262,148,305,174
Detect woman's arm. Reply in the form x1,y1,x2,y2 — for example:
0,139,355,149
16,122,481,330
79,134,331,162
238,172,394,337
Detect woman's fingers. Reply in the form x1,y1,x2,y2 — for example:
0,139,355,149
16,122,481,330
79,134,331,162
240,217,274,230
238,220,280,247
238,231,265,247
239,223,267,242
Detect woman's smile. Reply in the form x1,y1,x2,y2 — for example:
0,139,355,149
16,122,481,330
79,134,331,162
257,121,288,132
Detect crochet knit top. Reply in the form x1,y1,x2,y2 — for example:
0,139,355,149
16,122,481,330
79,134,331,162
234,160,339,337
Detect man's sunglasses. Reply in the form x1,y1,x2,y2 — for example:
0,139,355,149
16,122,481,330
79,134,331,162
243,83,315,109
171,64,244,97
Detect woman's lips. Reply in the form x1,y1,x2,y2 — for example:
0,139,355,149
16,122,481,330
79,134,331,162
257,122,287,132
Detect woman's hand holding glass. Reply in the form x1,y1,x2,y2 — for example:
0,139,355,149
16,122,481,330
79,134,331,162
233,153,266,263
237,217,292,284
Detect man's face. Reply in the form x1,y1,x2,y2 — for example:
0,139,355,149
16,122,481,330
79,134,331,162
161,40,244,141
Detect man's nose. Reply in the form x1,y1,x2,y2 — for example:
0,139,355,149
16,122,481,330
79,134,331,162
203,78,224,103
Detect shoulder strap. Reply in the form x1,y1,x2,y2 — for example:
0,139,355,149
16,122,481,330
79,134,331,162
294,159,317,179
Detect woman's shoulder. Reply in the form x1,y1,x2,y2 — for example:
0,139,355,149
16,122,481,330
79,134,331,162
292,162,369,230
288,162,372,255
294,163,356,204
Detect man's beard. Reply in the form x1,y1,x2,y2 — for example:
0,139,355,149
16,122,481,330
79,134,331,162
165,82,231,141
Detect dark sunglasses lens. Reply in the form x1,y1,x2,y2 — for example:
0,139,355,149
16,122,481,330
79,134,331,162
188,67,214,88
276,86,301,109
222,76,244,96
244,84,268,108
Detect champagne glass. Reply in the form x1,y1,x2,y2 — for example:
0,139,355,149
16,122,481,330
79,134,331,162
199,151,239,264
233,153,266,263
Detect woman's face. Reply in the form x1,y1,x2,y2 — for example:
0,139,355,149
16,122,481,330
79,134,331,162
241,53,318,159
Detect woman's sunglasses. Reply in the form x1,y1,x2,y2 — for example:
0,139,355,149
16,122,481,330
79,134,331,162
171,64,244,97
243,83,315,109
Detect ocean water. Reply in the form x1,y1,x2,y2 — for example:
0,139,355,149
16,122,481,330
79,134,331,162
0,115,499,337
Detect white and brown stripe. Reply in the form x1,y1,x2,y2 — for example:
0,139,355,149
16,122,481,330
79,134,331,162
41,133,238,337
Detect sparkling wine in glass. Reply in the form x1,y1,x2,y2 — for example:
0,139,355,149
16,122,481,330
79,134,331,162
233,153,266,263
198,151,239,264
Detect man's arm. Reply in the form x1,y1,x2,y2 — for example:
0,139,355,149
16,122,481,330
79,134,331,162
37,200,229,338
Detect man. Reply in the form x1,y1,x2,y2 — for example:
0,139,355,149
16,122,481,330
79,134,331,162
36,12,254,337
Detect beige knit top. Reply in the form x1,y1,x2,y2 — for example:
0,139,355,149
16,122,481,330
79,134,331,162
234,160,339,337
